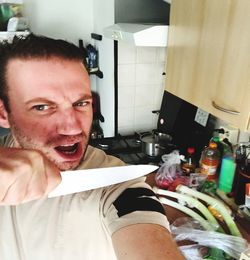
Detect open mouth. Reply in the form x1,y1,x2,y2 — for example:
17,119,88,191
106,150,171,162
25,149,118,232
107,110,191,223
55,143,79,155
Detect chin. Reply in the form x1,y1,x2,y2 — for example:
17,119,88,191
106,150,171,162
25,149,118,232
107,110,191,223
55,160,81,171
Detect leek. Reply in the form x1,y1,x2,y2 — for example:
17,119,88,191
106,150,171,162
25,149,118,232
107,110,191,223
159,197,214,231
176,185,242,237
154,187,224,232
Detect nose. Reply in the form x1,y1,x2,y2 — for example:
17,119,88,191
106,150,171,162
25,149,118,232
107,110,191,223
56,109,82,136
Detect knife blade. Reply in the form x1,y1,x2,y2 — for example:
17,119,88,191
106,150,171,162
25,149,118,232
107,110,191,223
48,164,158,198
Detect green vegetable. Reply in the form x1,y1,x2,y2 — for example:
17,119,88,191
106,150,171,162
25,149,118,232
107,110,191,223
154,187,224,232
176,185,242,237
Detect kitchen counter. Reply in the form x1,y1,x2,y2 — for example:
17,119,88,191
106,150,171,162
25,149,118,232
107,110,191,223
146,173,250,243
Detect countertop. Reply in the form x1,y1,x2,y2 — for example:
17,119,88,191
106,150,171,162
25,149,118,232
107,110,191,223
146,173,250,243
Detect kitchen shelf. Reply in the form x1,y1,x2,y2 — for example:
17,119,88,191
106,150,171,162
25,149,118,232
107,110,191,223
88,33,103,78
89,70,103,78
91,33,102,41
0,31,29,41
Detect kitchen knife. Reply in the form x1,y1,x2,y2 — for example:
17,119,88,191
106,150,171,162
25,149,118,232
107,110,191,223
48,164,158,198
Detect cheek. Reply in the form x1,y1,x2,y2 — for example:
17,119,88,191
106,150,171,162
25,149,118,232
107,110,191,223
12,113,54,138
81,113,93,130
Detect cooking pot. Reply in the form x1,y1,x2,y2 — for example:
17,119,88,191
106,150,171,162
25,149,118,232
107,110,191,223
153,130,172,145
140,131,172,157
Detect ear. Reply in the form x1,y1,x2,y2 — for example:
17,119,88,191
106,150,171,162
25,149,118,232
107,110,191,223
0,99,10,128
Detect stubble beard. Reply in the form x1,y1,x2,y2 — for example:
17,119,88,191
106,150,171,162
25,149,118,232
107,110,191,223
8,119,90,171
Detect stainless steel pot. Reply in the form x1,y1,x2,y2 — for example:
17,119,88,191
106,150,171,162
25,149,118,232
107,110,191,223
153,131,172,145
140,132,171,157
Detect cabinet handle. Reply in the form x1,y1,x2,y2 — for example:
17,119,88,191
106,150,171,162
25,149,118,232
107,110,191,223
212,101,240,115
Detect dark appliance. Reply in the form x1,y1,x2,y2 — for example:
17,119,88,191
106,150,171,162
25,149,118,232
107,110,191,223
157,91,217,162
234,143,250,205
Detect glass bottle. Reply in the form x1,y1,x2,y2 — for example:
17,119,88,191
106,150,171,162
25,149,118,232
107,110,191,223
182,147,196,175
200,141,220,181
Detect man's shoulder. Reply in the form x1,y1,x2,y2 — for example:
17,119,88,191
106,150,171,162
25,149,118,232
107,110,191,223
77,145,126,170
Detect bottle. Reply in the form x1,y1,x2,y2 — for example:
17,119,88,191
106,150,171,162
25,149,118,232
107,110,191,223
200,141,220,180
218,154,236,193
182,147,196,175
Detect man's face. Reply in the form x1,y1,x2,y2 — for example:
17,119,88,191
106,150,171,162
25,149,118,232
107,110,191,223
5,57,93,171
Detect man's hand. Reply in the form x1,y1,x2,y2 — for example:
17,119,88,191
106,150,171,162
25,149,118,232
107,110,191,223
0,147,61,205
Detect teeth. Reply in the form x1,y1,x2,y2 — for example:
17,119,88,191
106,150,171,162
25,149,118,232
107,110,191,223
60,144,75,147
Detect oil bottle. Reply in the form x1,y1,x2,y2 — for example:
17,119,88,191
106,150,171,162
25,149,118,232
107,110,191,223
200,141,220,181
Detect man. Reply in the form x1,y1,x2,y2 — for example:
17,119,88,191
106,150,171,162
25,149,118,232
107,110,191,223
0,34,184,260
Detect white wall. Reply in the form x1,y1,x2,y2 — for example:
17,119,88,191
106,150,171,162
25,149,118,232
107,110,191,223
23,0,94,45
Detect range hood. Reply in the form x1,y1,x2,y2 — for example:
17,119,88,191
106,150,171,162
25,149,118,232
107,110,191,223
103,23,168,47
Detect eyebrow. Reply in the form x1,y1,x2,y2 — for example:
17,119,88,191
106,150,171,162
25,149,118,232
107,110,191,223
25,94,93,106
25,98,53,106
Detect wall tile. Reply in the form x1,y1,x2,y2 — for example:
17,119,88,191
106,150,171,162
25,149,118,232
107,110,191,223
135,85,155,107
135,64,157,85
118,64,136,86
135,63,165,85
117,44,167,134
118,42,136,64
156,47,167,63
153,84,165,108
118,87,135,108
118,107,134,128
134,106,154,125
136,47,157,64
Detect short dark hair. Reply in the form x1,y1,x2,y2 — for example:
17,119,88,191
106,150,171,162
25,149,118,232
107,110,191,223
0,33,85,112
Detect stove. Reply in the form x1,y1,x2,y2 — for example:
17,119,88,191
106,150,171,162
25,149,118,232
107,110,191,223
89,133,176,166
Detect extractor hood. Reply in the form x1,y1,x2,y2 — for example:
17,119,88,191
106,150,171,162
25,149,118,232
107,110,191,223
103,23,168,47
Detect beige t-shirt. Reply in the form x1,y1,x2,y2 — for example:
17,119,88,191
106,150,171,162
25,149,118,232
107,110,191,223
0,135,169,260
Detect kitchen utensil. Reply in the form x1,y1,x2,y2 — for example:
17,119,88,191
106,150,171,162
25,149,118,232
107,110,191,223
140,132,162,157
153,130,172,144
140,131,173,157
48,164,158,198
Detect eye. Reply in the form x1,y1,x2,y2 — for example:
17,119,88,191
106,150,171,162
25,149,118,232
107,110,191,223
32,104,50,111
73,100,90,107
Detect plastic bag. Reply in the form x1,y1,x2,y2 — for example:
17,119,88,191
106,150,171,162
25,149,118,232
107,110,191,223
155,150,186,190
179,245,208,260
171,217,249,260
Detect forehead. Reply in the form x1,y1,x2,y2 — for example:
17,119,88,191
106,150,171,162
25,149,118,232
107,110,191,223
6,57,90,100
6,56,87,78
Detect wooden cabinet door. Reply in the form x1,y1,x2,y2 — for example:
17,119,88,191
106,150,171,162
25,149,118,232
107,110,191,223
165,0,250,131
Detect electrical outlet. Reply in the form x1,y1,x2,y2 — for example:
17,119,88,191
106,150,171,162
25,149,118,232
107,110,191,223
194,108,209,127
219,126,239,145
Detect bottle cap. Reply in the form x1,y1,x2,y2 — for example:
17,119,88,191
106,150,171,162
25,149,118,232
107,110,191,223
187,147,195,154
209,142,217,149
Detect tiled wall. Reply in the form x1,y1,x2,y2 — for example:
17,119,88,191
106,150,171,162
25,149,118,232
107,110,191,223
117,42,167,135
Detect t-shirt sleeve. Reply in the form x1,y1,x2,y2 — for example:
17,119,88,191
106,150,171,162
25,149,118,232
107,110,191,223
100,177,170,235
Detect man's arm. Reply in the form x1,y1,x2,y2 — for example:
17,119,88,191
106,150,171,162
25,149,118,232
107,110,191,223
112,223,185,260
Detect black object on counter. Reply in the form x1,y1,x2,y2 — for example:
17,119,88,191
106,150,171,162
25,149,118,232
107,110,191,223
234,143,250,205
234,166,250,205
157,91,216,163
